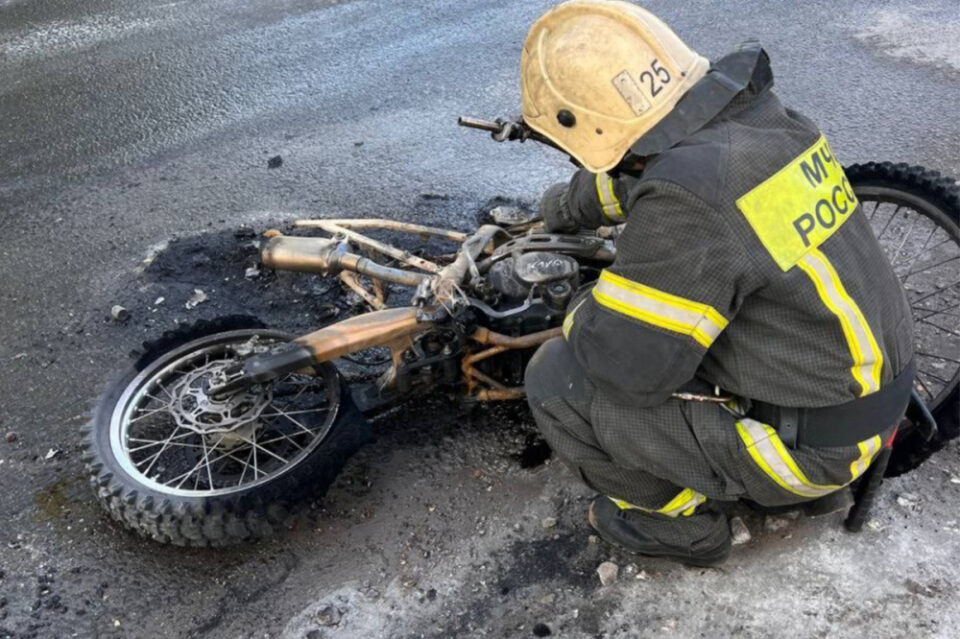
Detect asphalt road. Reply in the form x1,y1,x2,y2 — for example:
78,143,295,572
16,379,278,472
1,1,959,637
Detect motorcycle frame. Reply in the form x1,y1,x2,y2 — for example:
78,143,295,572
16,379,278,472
260,219,560,403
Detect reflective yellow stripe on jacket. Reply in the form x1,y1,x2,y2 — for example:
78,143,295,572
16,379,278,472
595,172,626,223
736,418,882,498
562,298,586,339
592,270,728,348
610,488,707,518
796,248,884,396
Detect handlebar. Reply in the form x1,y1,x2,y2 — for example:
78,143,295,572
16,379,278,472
458,115,568,156
457,116,504,134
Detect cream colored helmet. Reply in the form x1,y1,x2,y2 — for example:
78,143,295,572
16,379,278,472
521,0,709,173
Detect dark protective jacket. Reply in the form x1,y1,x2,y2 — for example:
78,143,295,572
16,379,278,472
560,52,914,412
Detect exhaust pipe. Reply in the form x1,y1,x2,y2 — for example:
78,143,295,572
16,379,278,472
260,235,431,287
261,235,341,274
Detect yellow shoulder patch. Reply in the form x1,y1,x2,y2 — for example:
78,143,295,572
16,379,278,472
736,136,858,271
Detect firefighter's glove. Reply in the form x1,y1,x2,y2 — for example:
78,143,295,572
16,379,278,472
539,183,578,233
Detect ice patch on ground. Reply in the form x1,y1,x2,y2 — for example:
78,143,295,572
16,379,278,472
0,14,166,62
856,8,960,72
281,587,395,637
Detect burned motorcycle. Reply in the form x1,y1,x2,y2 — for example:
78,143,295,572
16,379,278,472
83,118,960,545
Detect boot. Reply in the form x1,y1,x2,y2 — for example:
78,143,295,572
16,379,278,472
588,496,731,567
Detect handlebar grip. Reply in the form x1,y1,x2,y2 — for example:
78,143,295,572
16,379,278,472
457,116,503,133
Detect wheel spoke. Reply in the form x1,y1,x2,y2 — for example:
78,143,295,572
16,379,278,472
257,430,305,450
916,311,960,324
913,303,960,322
128,407,170,424
127,433,194,444
265,403,318,437
271,381,312,406
893,225,938,270
155,378,175,400
127,438,205,453
216,448,256,478
237,444,256,486
912,302,960,319
169,435,226,489
137,427,189,476
202,437,215,489
874,204,900,242
923,236,959,254
903,254,960,279
917,317,960,338
128,430,195,448
253,436,259,480
909,283,960,305
915,351,960,364
889,213,919,267
234,433,290,465
260,407,330,419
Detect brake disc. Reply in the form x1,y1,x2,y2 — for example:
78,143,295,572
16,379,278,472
167,361,272,436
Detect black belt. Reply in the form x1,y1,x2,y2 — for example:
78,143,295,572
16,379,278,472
746,360,915,448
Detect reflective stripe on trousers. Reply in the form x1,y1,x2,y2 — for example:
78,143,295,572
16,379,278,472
610,487,708,518
736,417,882,498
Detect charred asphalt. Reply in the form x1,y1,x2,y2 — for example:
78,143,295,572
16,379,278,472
1,1,959,637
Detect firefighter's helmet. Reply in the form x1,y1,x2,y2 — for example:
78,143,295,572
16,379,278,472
521,0,709,172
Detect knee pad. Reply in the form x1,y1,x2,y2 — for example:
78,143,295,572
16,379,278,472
525,337,590,404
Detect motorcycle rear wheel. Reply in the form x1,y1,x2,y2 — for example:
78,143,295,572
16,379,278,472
847,162,960,475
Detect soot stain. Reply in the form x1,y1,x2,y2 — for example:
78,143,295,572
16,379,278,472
102,204,551,477
515,432,552,469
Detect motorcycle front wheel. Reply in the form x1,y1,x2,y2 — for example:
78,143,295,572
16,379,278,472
83,316,370,546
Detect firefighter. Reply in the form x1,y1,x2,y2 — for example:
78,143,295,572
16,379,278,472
522,0,916,565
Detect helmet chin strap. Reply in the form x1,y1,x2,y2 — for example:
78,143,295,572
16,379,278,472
617,40,774,173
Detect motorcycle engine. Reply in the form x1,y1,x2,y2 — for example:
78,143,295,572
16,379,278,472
487,251,580,310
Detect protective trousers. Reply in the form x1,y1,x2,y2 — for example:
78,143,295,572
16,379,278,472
525,338,889,550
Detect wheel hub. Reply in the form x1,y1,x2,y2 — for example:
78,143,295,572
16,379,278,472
167,361,272,434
